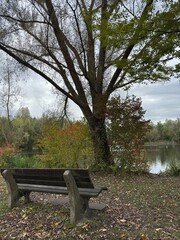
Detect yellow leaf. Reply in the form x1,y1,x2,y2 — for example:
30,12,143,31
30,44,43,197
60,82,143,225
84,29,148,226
120,233,126,238
100,228,107,232
120,219,126,223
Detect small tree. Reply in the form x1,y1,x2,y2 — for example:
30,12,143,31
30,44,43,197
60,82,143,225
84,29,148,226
38,120,93,168
107,95,150,172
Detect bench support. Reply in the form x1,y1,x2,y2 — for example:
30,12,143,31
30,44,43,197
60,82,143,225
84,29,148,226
2,170,31,208
63,170,90,225
2,170,21,208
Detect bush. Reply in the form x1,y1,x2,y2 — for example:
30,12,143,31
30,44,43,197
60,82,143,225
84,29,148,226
1,154,40,168
168,162,180,176
107,95,150,173
38,121,94,168
0,145,15,168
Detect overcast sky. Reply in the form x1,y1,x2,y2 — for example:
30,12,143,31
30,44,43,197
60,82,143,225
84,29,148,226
129,78,180,123
13,73,179,123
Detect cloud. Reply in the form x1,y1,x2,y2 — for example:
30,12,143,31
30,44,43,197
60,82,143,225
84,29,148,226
14,70,179,123
129,78,180,123
17,72,83,119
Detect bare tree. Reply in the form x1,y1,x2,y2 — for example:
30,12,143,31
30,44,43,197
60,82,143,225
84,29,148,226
0,56,21,144
0,0,179,166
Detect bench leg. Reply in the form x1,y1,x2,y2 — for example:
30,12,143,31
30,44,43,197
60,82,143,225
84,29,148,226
23,191,32,204
2,170,21,208
63,170,84,225
80,196,91,216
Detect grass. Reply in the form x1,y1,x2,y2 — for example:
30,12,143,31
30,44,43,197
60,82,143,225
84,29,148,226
167,162,180,176
0,173,179,239
1,154,40,168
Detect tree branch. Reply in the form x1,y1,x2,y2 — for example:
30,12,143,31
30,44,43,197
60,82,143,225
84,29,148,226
97,0,108,93
0,43,81,105
67,0,87,74
45,0,88,105
0,14,51,26
79,0,96,93
106,0,154,95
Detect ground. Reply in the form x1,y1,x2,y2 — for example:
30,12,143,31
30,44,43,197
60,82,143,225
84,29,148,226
0,173,179,240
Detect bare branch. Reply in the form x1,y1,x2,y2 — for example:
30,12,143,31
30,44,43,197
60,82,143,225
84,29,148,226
45,0,88,105
66,0,87,75
0,14,50,26
0,43,80,105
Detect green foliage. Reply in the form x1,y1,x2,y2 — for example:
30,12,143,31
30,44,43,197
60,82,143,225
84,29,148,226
167,162,180,176
146,119,180,143
0,142,40,168
13,107,37,151
95,1,179,83
1,154,40,168
0,108,38,151
107,95,150,172
0,144,15,168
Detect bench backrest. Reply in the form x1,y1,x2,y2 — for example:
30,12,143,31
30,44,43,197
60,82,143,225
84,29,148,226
1,168,94,189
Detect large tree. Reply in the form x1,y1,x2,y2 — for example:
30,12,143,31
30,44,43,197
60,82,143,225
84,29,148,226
0,0,179,166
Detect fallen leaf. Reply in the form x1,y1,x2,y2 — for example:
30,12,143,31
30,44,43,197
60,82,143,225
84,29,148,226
120,219,127,223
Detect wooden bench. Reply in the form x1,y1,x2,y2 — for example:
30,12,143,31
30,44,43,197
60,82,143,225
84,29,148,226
1,168,107,224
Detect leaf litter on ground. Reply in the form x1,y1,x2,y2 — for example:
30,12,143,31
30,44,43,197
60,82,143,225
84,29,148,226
0,173,179,239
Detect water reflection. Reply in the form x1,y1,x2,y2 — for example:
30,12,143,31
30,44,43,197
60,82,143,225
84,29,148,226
145,145,180,174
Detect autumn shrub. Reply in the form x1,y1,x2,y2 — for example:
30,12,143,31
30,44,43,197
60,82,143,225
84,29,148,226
107,95,151,173
38,121,94,168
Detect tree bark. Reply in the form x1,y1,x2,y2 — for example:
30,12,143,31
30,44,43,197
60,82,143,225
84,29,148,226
88,118,113,168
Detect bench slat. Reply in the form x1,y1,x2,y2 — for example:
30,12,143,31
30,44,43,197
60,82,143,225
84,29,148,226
18,184,103,197
16,179,94,188
13,170,94,188
12,168,91,177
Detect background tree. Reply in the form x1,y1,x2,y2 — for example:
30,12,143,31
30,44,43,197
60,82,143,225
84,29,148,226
0,117,12,146
0,0,179,166
0,57,21,144
13,107,37,151
107,95,150,171
146,118,180,143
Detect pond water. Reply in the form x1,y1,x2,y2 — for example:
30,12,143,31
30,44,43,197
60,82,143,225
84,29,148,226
145,145,180,174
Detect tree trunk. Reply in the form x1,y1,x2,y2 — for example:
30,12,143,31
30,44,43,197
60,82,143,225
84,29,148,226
88,118,113,168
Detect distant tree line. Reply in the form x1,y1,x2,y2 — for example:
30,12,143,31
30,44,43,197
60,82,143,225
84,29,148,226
146,119,180,143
